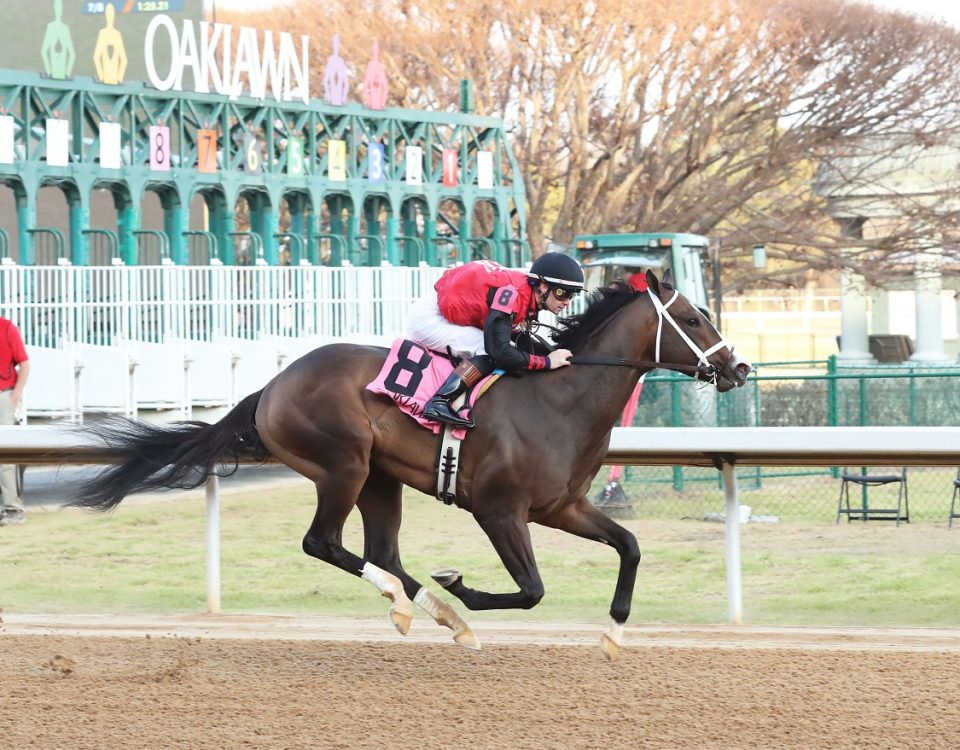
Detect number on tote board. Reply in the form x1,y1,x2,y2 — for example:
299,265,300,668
197,129,217,173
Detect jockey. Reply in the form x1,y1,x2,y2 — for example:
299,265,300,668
405,253,585,428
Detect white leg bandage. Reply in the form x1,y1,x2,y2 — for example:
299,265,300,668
606,618,624,646
414,587,449,621
360,562,403,598
414,587,480,650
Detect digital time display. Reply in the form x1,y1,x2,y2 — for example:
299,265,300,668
82,1,185,13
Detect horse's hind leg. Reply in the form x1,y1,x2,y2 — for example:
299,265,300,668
357,468,480,650
301,464,413,635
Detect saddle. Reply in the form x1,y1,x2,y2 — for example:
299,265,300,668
366,338,501,505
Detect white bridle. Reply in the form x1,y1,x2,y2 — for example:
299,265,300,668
648,288,732,375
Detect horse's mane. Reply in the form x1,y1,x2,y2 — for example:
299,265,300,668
552,280,642,352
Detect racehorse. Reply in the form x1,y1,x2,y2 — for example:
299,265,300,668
72,270,751,660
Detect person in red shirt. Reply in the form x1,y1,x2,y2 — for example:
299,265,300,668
0,316,29,526
595,267,649,504
405,253,584,428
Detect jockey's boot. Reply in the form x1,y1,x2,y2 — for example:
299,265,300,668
423,357,492,429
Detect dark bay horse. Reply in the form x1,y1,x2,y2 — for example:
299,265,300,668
73,270,751,660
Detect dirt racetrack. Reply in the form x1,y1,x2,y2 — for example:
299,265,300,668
2,614,959,750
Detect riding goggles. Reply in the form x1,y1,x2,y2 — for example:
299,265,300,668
550,286,581,301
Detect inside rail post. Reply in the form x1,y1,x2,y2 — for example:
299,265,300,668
722,462,743,624
205,473,221,614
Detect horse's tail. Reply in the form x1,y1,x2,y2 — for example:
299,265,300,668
71,389,268,511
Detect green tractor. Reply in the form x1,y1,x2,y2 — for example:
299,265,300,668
572,232,715,316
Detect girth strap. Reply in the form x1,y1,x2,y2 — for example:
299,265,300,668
434,390,467,505
435,424,463,505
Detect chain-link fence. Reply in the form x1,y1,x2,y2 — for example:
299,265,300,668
594,359,960,523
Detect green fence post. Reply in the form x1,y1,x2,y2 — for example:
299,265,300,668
166,205,188,265
826,355,838,426
827,355,840,478
117,204,139,266
423,218,437,265
859,375,868,512
69,197,89,266
858,376,867,426
17,193,36,265
908,369,917,425
261,208,279,266
385,215,399,265
306,205,319,265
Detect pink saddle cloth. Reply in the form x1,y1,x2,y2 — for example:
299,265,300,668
366,338,499,439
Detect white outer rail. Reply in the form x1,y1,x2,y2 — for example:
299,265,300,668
5,425,960,623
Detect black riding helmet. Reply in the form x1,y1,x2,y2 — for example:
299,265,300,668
527,253,585,291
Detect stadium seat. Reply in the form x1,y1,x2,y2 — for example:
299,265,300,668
836,467,909,526
23,346,81,422
77,344,135,417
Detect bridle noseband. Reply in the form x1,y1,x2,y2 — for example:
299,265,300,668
648,288,732,381
569,288,734,383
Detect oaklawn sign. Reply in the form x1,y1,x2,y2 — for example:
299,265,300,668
145,15,309,104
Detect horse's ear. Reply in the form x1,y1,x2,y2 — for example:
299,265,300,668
645,269,661,295
662,267,674,288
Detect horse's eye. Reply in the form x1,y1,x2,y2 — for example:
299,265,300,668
686,317,699,327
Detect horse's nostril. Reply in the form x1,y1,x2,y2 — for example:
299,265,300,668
735,362,752,380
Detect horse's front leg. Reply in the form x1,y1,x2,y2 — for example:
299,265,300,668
357,469,480,650
538,498,641,662
432,510,545,611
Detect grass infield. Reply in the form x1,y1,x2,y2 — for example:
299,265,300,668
2,480,958,628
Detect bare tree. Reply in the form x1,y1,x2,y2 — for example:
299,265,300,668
237,0,960,287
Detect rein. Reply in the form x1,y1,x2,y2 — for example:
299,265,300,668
570,355,713,378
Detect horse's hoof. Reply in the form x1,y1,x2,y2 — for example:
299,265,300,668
600,632,620,662
389,604,413,636
453,627,481,651
431,568,462,588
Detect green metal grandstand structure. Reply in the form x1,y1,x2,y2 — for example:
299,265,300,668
0,70,529,267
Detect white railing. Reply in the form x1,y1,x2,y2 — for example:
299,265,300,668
721,291,842,314
0,265,450,421
0,265,446,349
3,424,960,624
